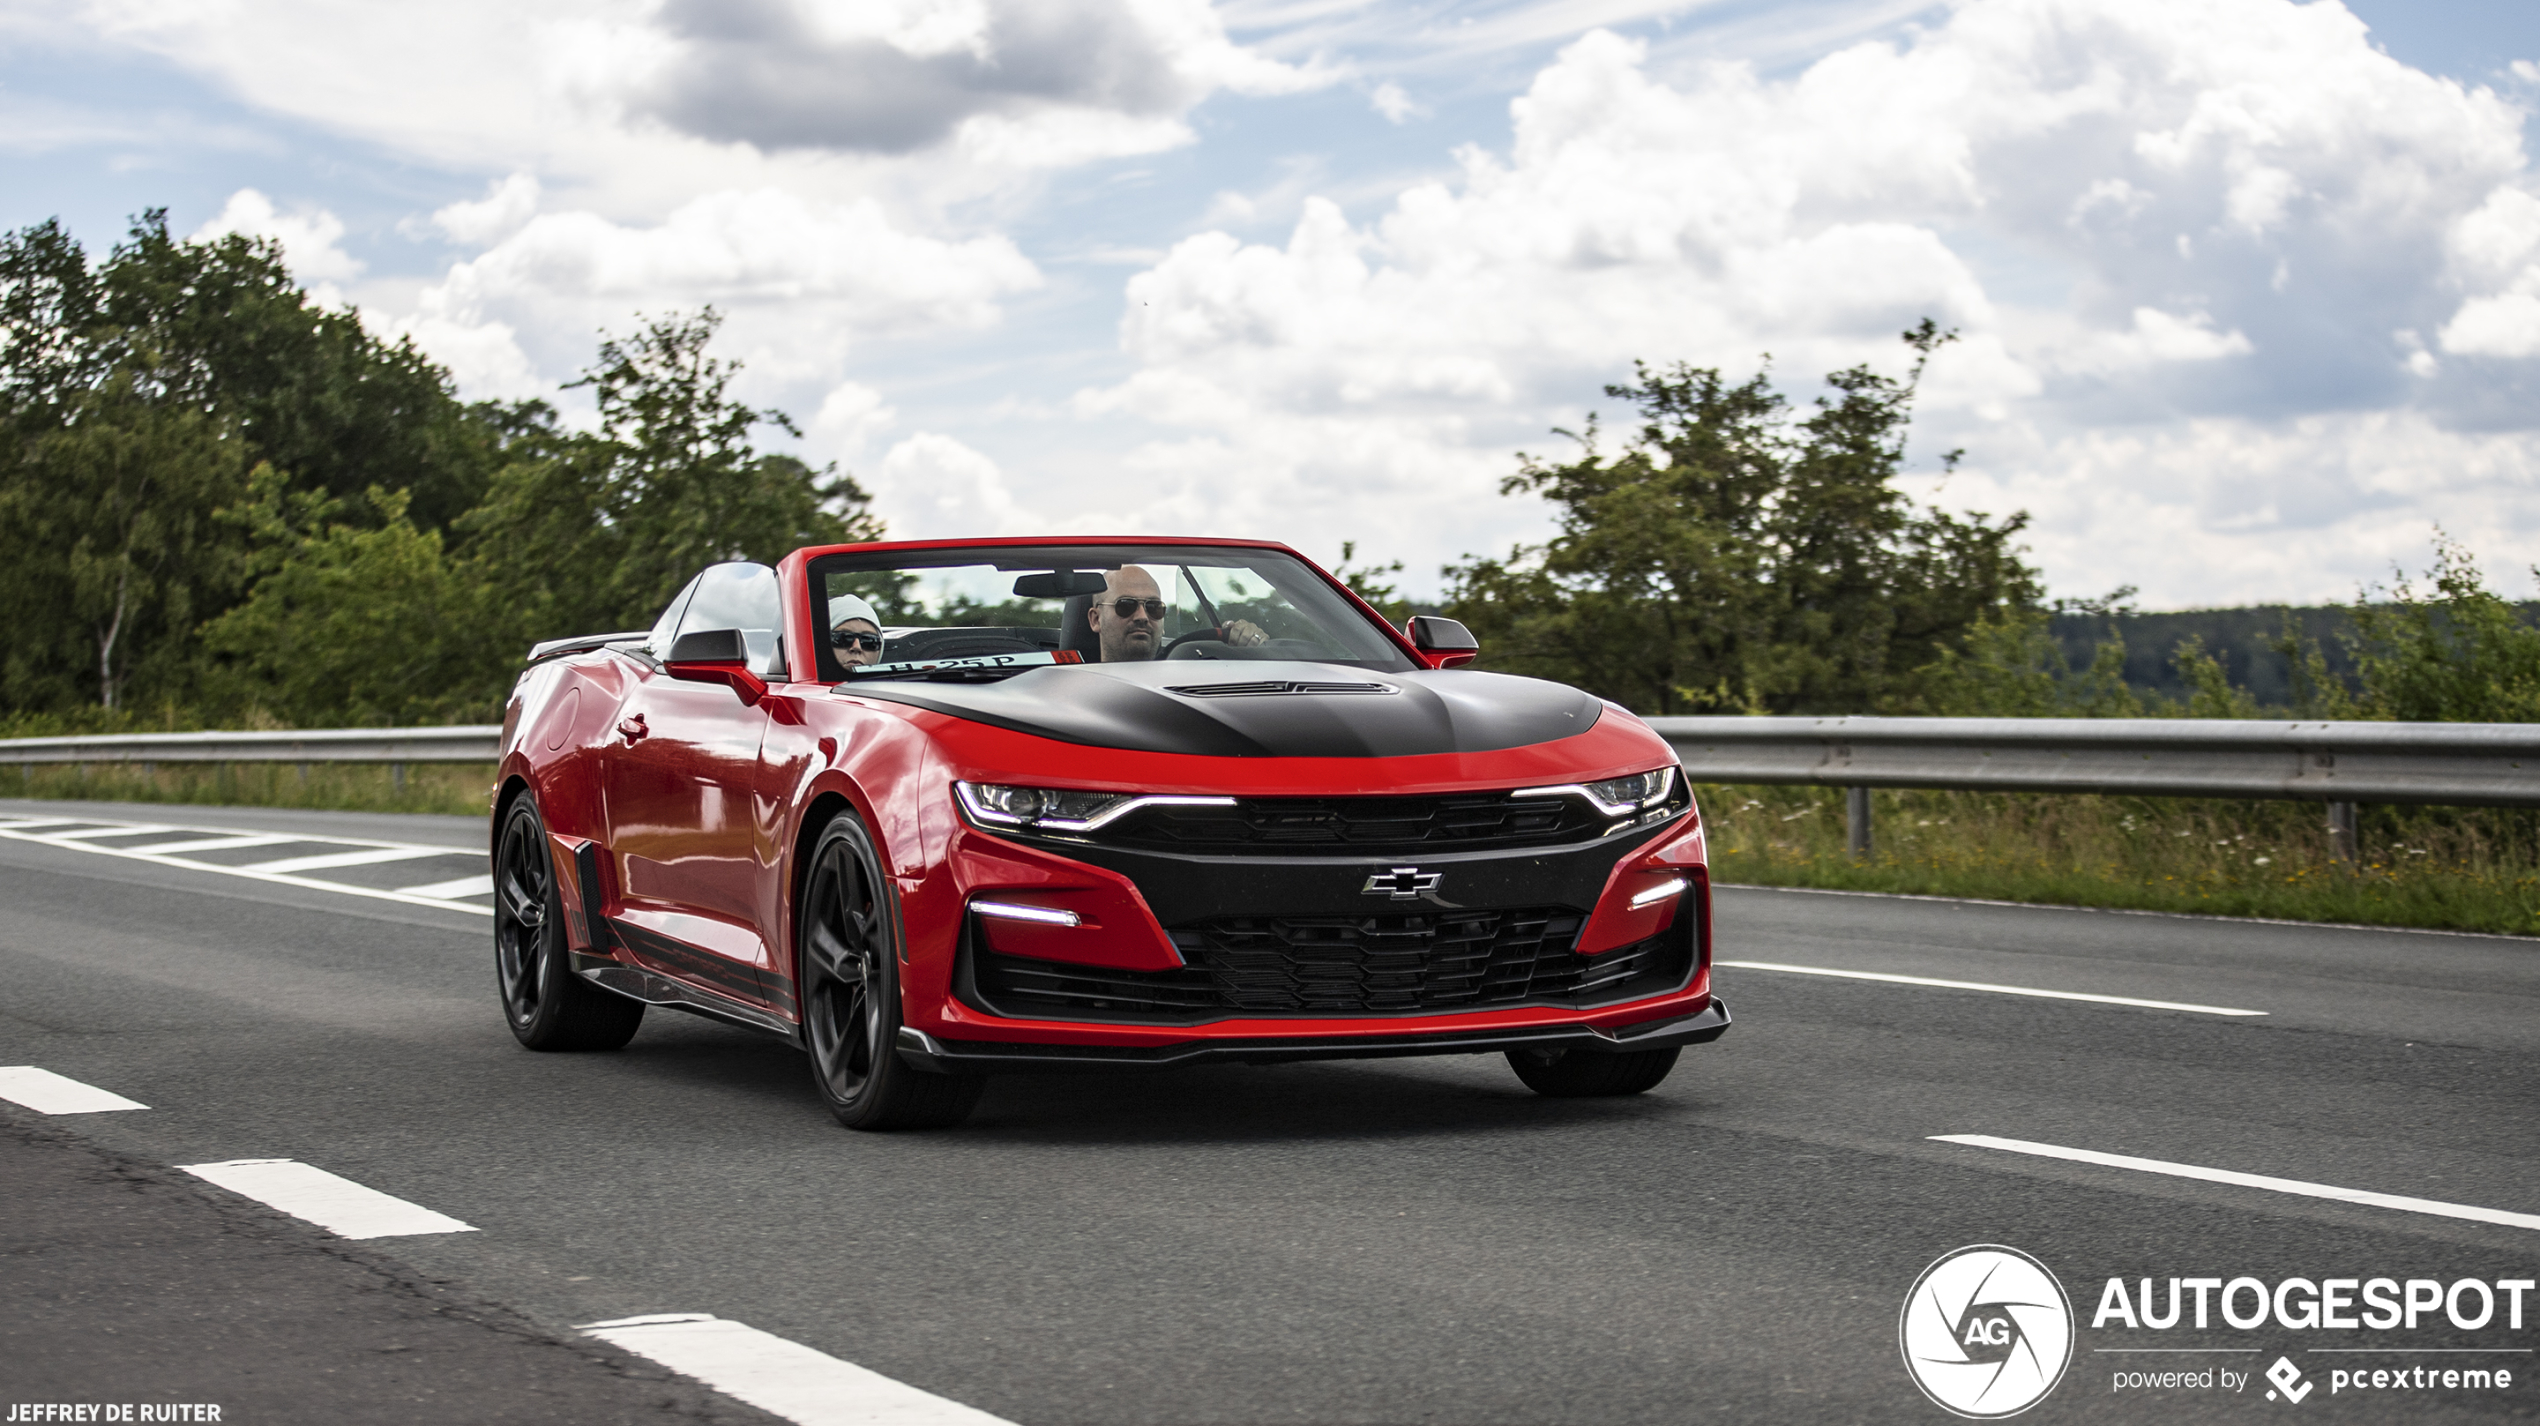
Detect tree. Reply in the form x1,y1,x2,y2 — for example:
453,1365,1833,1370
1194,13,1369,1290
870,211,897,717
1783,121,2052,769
201,474,509,726
2339,535,2540,722
0,374,251,709
461,310,883,642
1445,323,2038,715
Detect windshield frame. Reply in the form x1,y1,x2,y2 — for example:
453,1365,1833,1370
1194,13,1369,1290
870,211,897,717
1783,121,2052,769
802,540,1415,684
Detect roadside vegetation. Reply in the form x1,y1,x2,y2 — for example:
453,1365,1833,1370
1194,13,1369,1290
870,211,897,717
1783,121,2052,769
4,211,2536,933
5,760,493,817
1697,785,2540,937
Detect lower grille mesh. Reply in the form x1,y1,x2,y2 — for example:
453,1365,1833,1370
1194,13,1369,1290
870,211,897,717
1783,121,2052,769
974,906,1681,1020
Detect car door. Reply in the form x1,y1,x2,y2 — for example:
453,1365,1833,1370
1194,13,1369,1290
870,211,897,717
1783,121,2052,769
602,562,785,1009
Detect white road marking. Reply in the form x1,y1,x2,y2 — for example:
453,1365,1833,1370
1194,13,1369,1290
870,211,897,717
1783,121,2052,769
1933,1135,2540,1232
136,833,305,855
0,818,84,830
581,1315,1017,1426
0,1066,148,1114
1718,959,2265,1016
43,823,178,841
0,817,493,916
396,872,496,900
179,1159,478,1239
243,845,458,874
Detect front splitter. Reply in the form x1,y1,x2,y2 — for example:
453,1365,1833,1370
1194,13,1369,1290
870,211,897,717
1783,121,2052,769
893,998,1729,1074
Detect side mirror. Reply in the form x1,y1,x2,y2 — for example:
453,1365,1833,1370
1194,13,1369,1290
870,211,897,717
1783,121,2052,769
664,627,768,706
1406,615,1479,669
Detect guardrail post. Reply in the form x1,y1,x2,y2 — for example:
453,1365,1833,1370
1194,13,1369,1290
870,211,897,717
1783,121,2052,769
391,762,406,792
2327,801,2359,864
1846,786,1872,860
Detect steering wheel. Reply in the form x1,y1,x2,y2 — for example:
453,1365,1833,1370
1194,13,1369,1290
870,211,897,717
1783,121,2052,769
1159,627,1228,657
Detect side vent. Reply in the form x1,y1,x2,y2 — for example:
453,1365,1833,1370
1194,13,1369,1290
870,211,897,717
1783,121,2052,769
573,842,611,952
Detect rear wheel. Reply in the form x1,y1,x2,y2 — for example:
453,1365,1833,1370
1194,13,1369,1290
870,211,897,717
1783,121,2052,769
1507,1044,1679,1097
798,813,984,1131
495,797,645,1051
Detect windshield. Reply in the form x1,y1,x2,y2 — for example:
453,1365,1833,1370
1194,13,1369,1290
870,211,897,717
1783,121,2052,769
807,544,1413,682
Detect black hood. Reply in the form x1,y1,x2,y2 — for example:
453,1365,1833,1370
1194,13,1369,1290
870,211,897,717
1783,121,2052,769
837,661,1603,758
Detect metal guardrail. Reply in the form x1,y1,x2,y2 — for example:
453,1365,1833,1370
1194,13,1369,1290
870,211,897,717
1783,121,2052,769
3,717,2530,858
1649,716,2540,860
0,726,501,779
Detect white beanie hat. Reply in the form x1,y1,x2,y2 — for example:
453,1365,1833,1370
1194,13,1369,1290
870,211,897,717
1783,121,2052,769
828,594,881,629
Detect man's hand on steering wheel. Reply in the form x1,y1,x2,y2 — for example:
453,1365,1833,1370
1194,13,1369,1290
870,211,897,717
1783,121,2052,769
1159,619,1270,656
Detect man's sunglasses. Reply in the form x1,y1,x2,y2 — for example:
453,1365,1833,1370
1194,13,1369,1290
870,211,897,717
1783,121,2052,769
1106,597,1169,619
829,630,885,652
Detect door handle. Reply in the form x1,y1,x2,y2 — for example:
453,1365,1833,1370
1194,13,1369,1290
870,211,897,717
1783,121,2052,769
617,715,648,743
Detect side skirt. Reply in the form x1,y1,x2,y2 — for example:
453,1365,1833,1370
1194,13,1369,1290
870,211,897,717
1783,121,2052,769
573,954,801,1042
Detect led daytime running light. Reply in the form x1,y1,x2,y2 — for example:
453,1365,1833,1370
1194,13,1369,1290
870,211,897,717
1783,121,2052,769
971,900,1083,927
1629,877,1687,909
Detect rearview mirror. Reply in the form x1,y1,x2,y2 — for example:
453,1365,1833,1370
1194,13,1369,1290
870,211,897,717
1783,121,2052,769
1406,615,1479,669
1011,569,1114,598
664,627,768,705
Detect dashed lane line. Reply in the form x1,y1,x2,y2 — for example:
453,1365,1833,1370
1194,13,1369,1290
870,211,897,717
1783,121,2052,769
137,832,306,855
0,1066,148,1114
397,872,496,899
581,1315,1018,1426
1718,959,2266,1016
1933,1135,2540,1232
242,845,454,874
180,1159,478,1239
0,815,494,916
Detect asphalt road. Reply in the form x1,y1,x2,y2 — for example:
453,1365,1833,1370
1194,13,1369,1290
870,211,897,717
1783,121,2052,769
2,796,2535,1424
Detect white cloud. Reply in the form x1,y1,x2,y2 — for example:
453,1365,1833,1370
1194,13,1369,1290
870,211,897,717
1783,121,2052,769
1370,82,1422,124
1072,3,2540,603
190,188,362,285
874,432,1043,538
432,173,540,246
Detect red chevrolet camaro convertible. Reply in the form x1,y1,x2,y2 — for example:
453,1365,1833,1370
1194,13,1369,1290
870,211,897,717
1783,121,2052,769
492,537,1727,1128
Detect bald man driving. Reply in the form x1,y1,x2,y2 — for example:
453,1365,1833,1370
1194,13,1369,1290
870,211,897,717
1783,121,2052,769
1086,566,1265,662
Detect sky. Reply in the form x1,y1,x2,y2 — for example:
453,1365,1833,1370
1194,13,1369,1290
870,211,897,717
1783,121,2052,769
6,0,2540,610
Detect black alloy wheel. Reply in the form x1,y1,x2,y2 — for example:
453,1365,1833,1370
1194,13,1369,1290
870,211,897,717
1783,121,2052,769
1506,1043,1680,1097
495,796,645,1051
799,813,985,1130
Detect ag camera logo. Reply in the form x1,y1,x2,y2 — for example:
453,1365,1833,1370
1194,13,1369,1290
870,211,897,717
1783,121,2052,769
1901,1245,2076,1418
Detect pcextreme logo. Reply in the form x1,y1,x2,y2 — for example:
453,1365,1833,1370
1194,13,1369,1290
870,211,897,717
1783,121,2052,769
1901,1245,2077,1418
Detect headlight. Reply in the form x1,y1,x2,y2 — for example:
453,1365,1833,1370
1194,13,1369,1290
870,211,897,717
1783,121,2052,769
956,782,1234,833
1582,767,1676,816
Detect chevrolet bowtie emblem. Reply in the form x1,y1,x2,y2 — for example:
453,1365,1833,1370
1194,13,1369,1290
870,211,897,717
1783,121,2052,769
1362,866,1441,900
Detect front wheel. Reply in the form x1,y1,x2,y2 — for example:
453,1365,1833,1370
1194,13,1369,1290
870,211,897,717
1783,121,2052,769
494,796,645,1051
1507,1044,1679,1097
798,813,985,1131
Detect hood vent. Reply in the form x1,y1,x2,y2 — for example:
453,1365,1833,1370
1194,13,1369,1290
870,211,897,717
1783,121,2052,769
1168,680,1400,698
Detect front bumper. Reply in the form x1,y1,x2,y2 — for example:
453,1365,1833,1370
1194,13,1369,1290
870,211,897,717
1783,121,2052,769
893,997,1730,1073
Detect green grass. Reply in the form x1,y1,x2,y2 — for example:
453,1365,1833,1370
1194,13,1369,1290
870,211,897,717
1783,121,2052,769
1697,783,2540,938
3,761,496,818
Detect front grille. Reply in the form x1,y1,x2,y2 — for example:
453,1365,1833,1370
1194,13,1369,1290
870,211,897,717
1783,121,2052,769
970,906,1685,1021
1091,792,1608,855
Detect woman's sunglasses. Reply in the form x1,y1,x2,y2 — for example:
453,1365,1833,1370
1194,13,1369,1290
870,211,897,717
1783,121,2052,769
829,631,885,652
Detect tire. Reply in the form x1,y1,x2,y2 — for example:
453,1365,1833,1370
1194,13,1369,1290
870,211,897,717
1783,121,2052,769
1506,1044,1680,1097
495,796,645,1051
797,812,985,1131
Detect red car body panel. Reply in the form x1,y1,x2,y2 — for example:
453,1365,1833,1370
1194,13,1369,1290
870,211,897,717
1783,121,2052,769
497,536,1722,1066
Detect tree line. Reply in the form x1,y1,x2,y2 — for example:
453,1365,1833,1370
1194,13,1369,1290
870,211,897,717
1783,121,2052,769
4,213,2530,733
0,213,877,731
